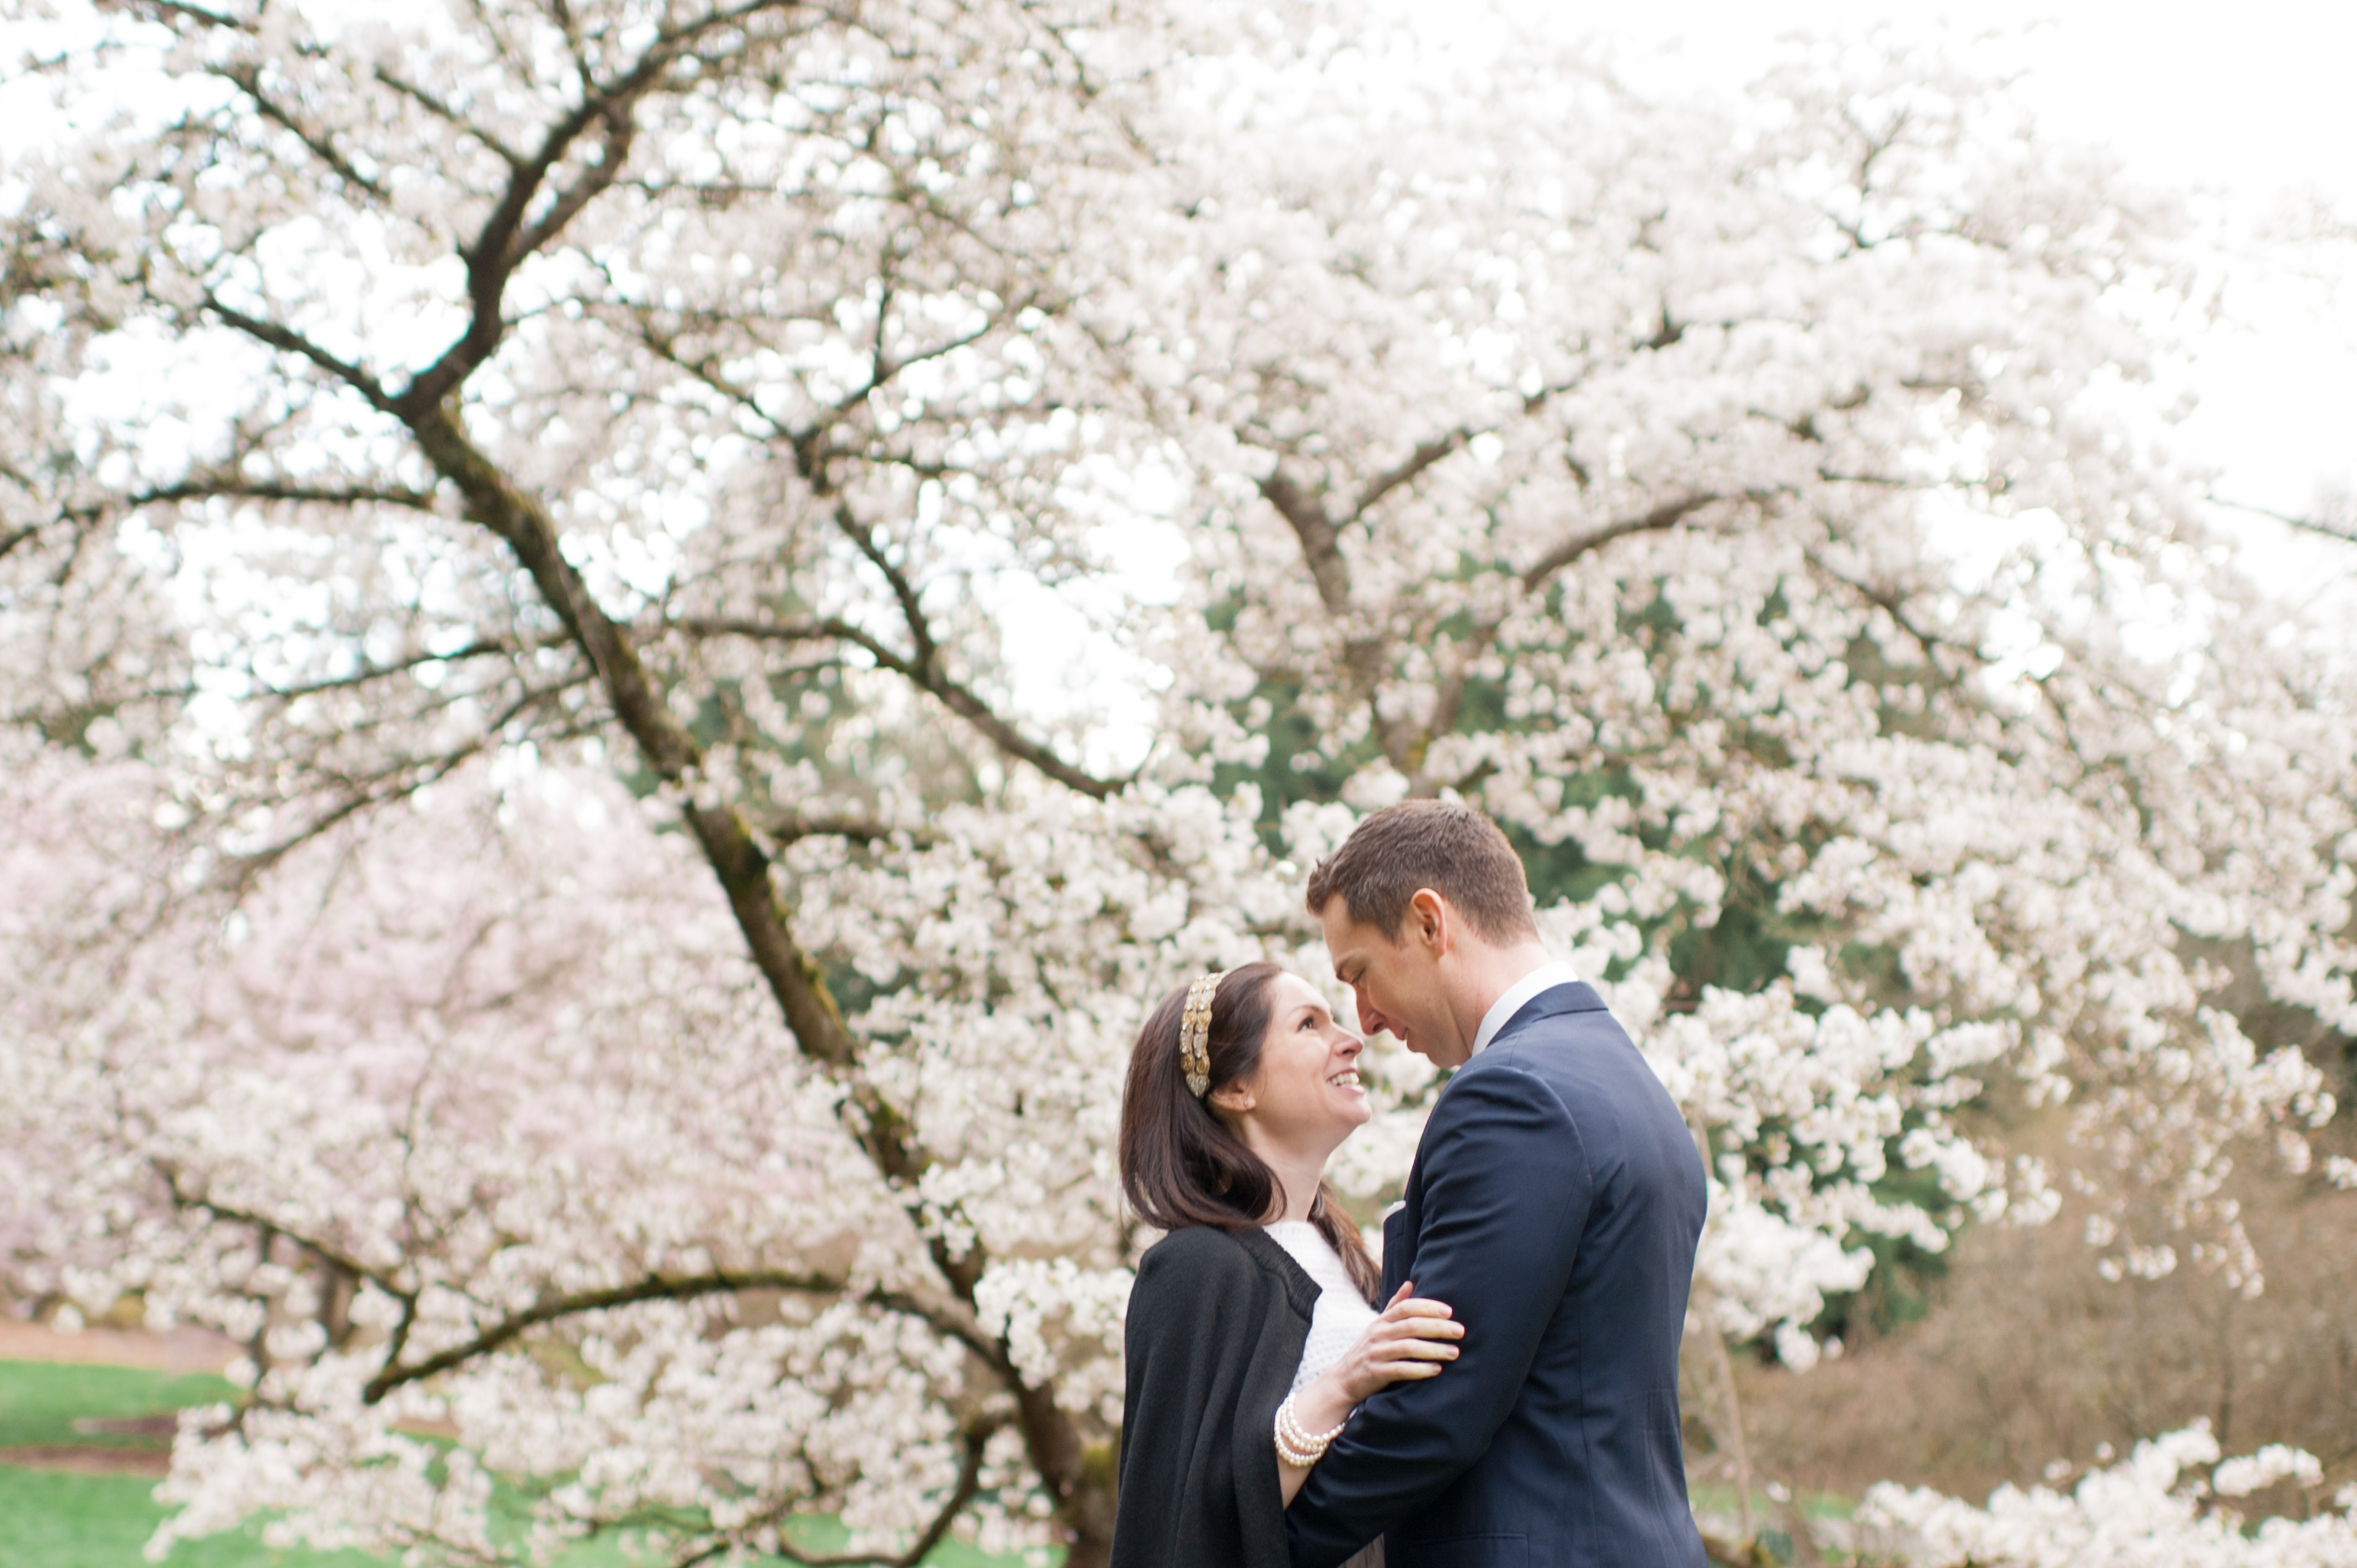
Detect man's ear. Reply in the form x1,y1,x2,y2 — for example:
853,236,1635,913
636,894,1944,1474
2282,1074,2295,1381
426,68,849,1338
1408,888,1451,955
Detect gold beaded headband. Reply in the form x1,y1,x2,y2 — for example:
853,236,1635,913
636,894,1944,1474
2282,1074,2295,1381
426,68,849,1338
1179,970,1228,1099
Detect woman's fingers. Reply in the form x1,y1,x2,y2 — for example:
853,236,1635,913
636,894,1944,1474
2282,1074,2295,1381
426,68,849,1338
1382,1305,1465,1340
1377,1335,1461,1361
1382,1294,1455,1323
1368,1357,1447,1383
1342,1288,1466,1394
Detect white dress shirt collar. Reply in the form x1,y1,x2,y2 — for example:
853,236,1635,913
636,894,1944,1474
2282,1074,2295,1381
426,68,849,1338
1469,960,1583,1058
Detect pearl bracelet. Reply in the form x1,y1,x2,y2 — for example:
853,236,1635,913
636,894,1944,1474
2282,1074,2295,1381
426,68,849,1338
1273,1392,1349,1467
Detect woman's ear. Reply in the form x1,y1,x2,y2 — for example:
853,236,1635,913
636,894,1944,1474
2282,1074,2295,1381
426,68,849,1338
1208,1082,1256,1116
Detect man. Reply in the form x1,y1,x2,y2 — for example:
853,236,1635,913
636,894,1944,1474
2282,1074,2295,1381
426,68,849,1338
1288,799,1709,1568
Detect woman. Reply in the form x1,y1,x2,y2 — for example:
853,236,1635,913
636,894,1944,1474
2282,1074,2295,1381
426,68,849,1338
1110,962,1464,1568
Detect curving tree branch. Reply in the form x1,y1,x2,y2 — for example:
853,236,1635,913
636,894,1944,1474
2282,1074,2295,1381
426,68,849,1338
200,294,395,411
770,809,939,848
134,479,442,514
213,61,390,201
360,1269,1007,1403
1521,490,1724,591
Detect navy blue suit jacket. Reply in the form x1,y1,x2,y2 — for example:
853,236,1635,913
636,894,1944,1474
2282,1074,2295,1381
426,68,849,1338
1286,983,1709,1568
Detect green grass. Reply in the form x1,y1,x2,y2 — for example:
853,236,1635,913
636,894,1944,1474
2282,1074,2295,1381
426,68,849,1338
1688,1481,1856,1520
0,1359,1039,1567
0,1359,237,1453
0,1466,378,1568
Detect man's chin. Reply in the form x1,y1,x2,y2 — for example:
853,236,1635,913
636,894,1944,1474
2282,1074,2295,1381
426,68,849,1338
1404,1035,1471,1070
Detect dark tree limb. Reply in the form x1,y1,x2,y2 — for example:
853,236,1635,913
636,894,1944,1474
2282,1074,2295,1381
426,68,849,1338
623,320,1124,800
161,1172,415,1308
135,479,442,514
392,0,804,419
251,636,543,700
1351,429,1473,521
215,62,390,201
189,12,1113,1554
831,502,937,673
201,294,395,411
372,65,526,166
671,615,1122,801
228,679,593,876
1521,491,1724,592
126,0,252,33
784,1424,996,1568
1257,468,1352,616
771,810,937,848
360,1269,995,1403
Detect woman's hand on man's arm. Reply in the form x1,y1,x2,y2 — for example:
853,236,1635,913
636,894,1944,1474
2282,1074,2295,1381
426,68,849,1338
1278,1283,1461,1505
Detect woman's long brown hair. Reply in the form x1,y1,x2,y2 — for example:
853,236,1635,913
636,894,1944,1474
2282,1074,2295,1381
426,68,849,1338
1118,960,1382,1303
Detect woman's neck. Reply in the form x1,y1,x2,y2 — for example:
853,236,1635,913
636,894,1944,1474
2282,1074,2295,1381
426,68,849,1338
1246,1131,1338,1224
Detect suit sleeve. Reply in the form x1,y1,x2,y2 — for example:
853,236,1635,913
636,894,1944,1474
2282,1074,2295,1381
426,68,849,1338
1285,1065,1594,1568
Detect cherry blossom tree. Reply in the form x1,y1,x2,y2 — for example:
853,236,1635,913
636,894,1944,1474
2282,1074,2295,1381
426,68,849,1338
1860,1421,2357,1567
4,2,2355,1566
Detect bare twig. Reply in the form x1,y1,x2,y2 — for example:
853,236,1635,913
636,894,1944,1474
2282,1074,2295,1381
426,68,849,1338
672,615,1122,800
2210,492,2357,545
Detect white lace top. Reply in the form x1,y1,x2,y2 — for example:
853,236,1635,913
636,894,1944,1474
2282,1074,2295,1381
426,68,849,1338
1263,1220,1381,1392
1265,1220,1386,1568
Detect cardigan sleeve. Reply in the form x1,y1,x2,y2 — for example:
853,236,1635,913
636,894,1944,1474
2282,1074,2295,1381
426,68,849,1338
1113,1227,1299,1568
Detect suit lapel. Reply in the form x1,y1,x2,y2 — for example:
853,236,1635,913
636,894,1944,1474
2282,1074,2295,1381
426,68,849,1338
1379,1204,1412,1298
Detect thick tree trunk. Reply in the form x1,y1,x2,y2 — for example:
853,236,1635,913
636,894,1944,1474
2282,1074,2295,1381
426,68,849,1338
405,399,1107,1555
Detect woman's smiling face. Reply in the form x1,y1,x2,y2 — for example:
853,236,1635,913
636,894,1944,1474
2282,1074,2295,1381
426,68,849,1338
1216,971,1371,1157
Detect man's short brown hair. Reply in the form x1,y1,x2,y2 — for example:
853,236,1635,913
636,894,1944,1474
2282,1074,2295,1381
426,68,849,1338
1304,799,1539,944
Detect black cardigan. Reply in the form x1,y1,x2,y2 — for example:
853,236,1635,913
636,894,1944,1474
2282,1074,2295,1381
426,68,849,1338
1110,1224,1322,1568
